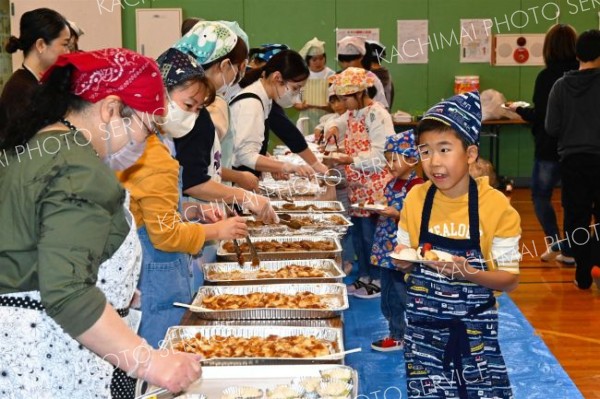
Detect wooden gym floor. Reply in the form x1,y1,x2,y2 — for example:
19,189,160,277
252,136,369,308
508,188,600,398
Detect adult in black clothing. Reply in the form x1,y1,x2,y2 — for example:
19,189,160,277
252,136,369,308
239,45,328,176
0,8,70,135
230,50,328,177
509,24,578,264
546,29,600,289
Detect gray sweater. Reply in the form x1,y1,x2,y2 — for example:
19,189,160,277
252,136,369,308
546,68,600,160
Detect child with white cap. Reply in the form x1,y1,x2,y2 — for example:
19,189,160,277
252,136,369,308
294,37,336,133
336,36,390,110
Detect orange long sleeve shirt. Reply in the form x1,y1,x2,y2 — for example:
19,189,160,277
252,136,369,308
116,134,206,254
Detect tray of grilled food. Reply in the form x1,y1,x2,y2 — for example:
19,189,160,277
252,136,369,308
135,364,358,399
246,213,352,236
270,200,345,213
188,283,348,320
161,325,345,366
203,259,345,285
217,236,342,262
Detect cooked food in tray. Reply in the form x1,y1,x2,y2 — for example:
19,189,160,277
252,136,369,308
222,240,337,253
173,333,336,358
209,264,327,281
201,291,332,310
221,386,263,399
273,203,339,212
247,215,347,229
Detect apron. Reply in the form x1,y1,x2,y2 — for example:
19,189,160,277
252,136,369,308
138,136,194,349
344,105,392,218
370,172,417,269
0,199,141,399
404,178,513,399
299,78,329,134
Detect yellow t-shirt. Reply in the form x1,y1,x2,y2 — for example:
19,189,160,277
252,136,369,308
399,177,521,273
116,134,206,254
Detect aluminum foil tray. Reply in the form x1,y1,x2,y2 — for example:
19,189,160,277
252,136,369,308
270,200,345,213
135,364,358,399
247,213,352,237
160,325,345,366
202,259,345,285
189,283,349,320
216,236,342,262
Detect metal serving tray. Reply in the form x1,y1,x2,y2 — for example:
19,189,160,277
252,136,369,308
189,283,349,320
202,259,345,285
135,364,358,399
216,236,342,262
160,325,345,366
270,200,345,213
247,213,352,237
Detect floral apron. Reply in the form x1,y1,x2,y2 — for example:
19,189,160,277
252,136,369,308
0,199,141,399
344,105,391,218
404,178,513,399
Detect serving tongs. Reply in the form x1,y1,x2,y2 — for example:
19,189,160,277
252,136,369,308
245,236,261,267
232,239,245,267
278,213,302,230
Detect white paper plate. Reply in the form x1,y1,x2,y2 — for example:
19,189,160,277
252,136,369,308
501,101,530,109
351,203,386,211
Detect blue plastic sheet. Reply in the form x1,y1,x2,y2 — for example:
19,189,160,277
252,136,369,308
343,293,582,399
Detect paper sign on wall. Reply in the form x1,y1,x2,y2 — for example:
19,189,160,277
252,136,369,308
460,19,493,63
396,20,429,64
335,28,380,44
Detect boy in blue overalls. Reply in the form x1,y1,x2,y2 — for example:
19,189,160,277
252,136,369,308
370,130,424,351
393,91,521,399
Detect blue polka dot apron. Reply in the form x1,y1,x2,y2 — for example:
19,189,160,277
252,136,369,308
404,178,513,399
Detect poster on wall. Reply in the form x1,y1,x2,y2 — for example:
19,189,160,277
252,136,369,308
335,28,380,45
459,18,493,63
396,20,429,64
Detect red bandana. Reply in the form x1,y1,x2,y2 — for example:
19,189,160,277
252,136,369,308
42,48,165,116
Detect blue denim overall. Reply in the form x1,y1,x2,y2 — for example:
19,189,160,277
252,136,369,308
404,178,513,399
137,147,193,349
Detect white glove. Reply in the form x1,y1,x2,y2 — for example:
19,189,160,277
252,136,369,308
282,162,315,177
247,194,279,224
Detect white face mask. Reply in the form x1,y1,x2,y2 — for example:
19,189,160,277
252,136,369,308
274,83,297,108
217,61,239,100
162,97,198,139
103,120,147,171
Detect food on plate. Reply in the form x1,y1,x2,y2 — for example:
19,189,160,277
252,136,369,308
174,333,336,358
266,385,303,399
221,386,263,399
418,243,454,262
208,264,327,281
222,240,337,254
319,367,353,382
200,291,330,310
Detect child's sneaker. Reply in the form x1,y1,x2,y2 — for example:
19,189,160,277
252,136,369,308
371,337,404,352
354,280,381,299
556,254,576,265
346,277,369,295
540,247,560,262
591,266,600,290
